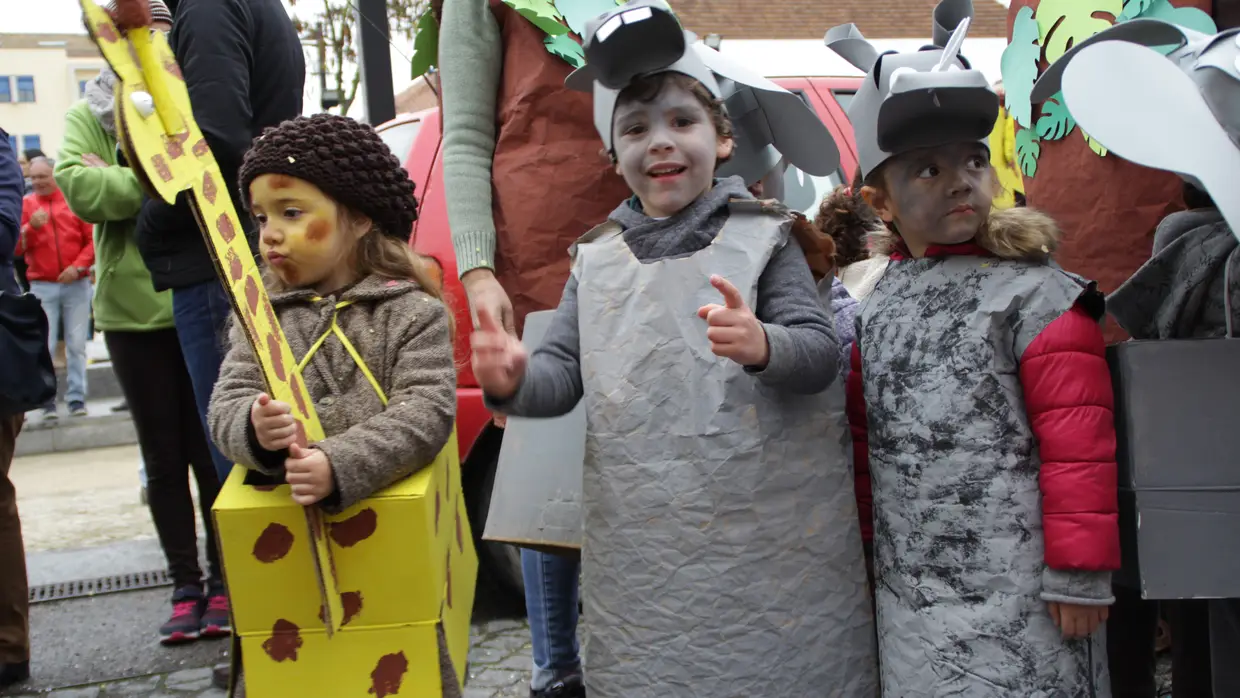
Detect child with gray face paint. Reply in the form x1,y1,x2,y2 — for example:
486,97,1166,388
470,2,879,696
824,3,1120,695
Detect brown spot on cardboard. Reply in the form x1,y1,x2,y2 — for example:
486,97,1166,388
216,213,236,242
193,139,209,157
244,276,259,315
455,508,464,553
341,591,363,626
151,155,172,182
262,619,303,662
163,58,183,81
292,421,307,449
252,523,294,563
202,171,217,204
290,376,309,418
267,333,286,381
96,23,118,42
434,491,440,534
329,508,377,548
445,549,453,609
164,137,183,159
226,250,243,283
368,652,409,697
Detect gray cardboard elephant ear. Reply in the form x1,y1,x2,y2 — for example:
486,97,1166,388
825,0,998,179
1030,18,1194,103
690,44,841,183
561,0,719,151
1055,36,1240,241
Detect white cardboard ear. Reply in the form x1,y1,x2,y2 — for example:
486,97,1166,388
1031,18,1188,103
1062,40,1240,240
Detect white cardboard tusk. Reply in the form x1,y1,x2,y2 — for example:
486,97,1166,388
131,91,155,118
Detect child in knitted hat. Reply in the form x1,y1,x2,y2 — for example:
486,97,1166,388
208,112,453,509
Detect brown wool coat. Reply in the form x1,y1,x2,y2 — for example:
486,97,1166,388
207,274,457,514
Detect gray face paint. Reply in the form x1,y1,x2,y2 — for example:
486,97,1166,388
881,141,993,250
612,82,724,218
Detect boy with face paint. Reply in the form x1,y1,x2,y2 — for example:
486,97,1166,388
470,3,878,696
822,1,1121,695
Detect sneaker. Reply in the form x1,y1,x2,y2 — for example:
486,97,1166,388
532,672,586,698
201,586,232,638
68,401,87,417
112,399,129,412
160,586,204,645
0,660,29,688
41,406,58,422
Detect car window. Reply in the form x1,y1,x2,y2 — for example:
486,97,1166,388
832,90,856,112
378,120,422,164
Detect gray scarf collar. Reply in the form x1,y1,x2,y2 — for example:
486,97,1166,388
608,175,752,261
85,66,119,138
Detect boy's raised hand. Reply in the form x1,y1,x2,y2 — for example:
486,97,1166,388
698,275,770,369
286,443,335,506
251,393,297,451
1047,601,1109,638
470,306,528,400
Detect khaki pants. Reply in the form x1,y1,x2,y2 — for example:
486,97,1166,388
0,414,27,663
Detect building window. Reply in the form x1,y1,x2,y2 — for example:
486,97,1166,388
0,77,10,103
22,135,41,153
79,80,89,97
7,135,16,153
16,76,35,103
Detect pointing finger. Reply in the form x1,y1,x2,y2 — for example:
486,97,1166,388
710,275,746,310
477,305,501,334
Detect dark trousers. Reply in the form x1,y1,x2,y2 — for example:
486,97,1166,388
1108,585,1213,697
1211,600,1240,696
0,414,27,663
105,329,222,589
171,280,234,482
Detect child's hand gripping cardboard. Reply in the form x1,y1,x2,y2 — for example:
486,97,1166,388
1047,602,1110,638
471,306,529,401
698,275,770,369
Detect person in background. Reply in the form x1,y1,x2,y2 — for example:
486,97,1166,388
0,128,31,690
56,0,229,644
11,150,41,291
816,171,888,301
16,158,94,421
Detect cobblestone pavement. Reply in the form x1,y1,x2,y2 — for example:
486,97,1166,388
4,618,534,698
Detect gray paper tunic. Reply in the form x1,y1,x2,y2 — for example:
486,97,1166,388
572,206,878,698
857,256,1110,697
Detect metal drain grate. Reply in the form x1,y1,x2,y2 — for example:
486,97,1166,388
29,570,172,604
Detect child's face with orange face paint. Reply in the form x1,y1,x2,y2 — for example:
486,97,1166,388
250,174,368,294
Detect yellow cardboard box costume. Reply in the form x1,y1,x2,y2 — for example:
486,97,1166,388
78,2,475,694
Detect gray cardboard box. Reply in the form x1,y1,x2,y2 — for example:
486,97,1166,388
1107,339,1240,599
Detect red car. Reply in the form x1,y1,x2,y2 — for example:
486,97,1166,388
377,76,863,601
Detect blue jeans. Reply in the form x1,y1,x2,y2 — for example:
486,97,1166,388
29,279,92,406
172,280,234,482
522,548,581,690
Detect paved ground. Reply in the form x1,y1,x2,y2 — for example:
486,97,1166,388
3,445,536,697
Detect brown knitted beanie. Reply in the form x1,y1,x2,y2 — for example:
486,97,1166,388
238,114,418,242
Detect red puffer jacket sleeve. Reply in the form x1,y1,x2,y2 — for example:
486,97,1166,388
1020,305,1120,571
845,341,873,545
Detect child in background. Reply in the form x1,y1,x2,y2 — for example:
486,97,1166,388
471,3,878,696
825,3,1119,694
817,170,888,301
205,114,460,693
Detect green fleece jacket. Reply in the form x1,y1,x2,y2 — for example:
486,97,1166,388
55,100,173,332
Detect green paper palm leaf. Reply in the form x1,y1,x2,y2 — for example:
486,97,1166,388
545,33,586,67
503,0,569,36
1015,128,1041,177
1083,129,1109,157
1035,91,1076,141
1037,0,1123,65
410,10,439,79
557,0,619,37
1000,6,1040,130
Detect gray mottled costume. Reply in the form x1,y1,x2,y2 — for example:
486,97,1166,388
857,256,1110,697
576,202,875,697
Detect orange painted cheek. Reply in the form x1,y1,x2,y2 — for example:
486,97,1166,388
305,218,331,242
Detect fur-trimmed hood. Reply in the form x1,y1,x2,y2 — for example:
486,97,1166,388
868,207,1062,262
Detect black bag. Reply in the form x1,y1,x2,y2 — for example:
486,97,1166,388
0,290,56,415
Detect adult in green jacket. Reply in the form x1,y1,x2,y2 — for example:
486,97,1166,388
55,80,229,644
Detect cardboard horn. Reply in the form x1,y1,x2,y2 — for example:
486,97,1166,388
1031,18,1189,103
932,0,974,48
825,24,879,73
1061,40,1240,241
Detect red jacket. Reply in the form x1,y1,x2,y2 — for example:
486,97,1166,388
846,243,1121,572
16,189,94,282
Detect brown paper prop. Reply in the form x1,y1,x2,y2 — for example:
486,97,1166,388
78,0,346,635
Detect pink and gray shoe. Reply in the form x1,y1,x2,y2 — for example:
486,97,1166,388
159,586,204,645
200,584,232,638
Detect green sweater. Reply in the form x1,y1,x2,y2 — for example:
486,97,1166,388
55,100,174,332
439,0,503,277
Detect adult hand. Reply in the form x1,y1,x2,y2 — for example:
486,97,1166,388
81,153,108,169
30,210,48,229
470,306,528,400
251,393,297,451
697,275,770,368
285,443,335,506
57,266,81,284
1047,602,1109,638
462,268,515,335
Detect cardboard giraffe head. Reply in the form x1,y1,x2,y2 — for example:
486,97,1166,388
824,0,998,180
1032,20,1240,237
564,0,840,188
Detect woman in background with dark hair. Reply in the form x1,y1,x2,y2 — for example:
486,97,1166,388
814,171,888,301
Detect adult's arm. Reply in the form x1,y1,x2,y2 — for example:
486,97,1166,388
439,0,503,276
139,0,254,240
55,105,144,224
0,131,20,261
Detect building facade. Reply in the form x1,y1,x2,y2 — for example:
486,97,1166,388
0,33,104,158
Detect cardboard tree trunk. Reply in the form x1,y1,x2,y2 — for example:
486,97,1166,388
79,3,477,694
1005,0,1213,343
